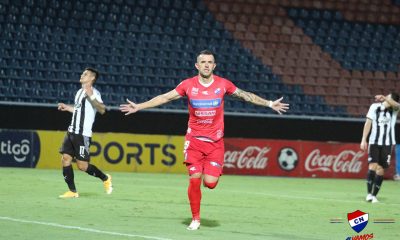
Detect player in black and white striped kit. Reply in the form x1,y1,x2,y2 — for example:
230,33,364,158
58,67,112,198
360,92,399,203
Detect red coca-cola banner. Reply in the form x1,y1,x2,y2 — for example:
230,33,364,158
224,138,395,179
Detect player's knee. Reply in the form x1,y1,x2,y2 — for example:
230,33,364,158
77,165,87,171
368,163,378,171
203,181,218,189
76,162,88,171
61,154,72,165
376,166,384,175
190,172,202,179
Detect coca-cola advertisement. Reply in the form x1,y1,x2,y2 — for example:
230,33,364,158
224,138,395,179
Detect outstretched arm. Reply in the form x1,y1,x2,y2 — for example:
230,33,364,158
120,89,182,115
231,88,289,114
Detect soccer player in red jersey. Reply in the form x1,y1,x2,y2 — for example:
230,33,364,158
120,50,289,230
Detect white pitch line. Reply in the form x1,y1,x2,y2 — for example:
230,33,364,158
0,216,173,240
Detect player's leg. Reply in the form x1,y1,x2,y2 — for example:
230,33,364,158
203,138,224,189
366,145,378,201
371,146,391,203
366,163,377,201
203,174,219,189
371,165,384,203
60,153,79,198
184,138,204,230
187,139,223,229
74,134,112,194
187,171,202,230
59,133,79,198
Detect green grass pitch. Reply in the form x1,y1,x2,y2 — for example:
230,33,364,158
0,168,399,240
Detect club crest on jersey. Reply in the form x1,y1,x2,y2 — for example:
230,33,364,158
214,88,221,95
347,210,368,233
191,87,199,95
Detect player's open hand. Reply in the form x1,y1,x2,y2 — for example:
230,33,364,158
120,99,140,115
271,97,289,114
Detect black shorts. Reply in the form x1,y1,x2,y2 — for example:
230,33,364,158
59,132,91,161
368,144,393,169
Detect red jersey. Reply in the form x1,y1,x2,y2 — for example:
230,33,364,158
175,75,237,141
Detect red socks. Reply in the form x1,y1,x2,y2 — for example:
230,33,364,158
188,178,202,220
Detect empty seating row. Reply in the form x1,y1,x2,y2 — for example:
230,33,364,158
0,0,359,117
289,8,400,72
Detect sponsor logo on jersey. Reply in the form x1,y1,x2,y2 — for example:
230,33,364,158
195,110,216,117
196,119,213,124
190,99,221,108
378,116,390,125
217,130,223,139
191,87,199,95
74,103,82,108
202,91,209,95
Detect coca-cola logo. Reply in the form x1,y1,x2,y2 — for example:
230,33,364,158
224,146,270,169
305,149,364,173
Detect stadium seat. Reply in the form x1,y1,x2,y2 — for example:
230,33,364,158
0,0,393,117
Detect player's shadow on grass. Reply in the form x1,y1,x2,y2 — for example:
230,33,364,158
182,218,220,228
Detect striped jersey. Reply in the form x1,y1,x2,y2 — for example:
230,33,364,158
68,87,103,137
366,103,398,146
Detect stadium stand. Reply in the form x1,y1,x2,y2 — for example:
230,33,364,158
0,0,399,117
204,0,400,117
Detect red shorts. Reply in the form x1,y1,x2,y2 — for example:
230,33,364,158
184,136,224,177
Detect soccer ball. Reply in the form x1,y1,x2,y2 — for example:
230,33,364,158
278,148,298,171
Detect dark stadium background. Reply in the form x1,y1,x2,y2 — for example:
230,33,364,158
1,0,400,143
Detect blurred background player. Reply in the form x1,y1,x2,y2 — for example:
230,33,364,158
120,50,289,230
58,67,112,198
360,93,399,203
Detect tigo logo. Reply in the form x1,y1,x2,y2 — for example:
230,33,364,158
0,130,40,168
348,210,368,233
